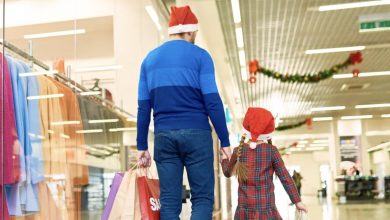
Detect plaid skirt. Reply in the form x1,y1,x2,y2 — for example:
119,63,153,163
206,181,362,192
234,206,282,220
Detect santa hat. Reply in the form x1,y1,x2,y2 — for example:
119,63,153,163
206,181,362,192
168,6,198,35
243,107,275,149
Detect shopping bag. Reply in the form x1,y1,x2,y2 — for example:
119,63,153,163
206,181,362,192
295,210,309,220
137,174,160,220
120,171,141,219
108,170,133,220
101,172,124,220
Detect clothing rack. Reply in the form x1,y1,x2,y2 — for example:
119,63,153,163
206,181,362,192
1,40,135,119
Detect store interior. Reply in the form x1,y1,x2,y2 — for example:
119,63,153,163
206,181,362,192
1,0,390,219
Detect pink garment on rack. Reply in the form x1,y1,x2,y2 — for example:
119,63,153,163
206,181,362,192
1,53,20,219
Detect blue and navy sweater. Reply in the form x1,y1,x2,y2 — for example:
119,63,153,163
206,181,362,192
136,40,230,150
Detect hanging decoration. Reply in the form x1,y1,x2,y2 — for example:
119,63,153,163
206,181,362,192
352,69,360,78
248,51,363,83
276,118,312,131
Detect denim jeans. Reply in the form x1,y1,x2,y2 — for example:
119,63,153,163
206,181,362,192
154,129,214,220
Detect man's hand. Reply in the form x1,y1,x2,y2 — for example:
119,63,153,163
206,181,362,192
137,150,151,167
295,202,308,213
220,146,232,162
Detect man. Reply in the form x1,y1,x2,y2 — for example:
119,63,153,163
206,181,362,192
136,5,232,220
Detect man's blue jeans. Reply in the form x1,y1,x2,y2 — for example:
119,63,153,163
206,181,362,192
154,129,214,220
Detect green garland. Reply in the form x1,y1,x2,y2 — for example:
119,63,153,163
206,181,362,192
276,119,308,131
248,52,363,83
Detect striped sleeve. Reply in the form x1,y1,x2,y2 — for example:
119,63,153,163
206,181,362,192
272,146,301,204
136,60,152,150
199,50,230,147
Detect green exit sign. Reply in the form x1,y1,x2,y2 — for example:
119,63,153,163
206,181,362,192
359,13,390,32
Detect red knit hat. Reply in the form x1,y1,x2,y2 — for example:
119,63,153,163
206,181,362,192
243,108,275,145
168,6,198,35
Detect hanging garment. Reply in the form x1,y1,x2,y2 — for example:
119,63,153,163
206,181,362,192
49,78,89,220
37,76,70,220
1,53,21,220
5,57,40,216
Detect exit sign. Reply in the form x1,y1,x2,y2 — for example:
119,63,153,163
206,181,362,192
359,13,390,32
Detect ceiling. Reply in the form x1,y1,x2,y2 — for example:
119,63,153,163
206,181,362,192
216,0,390,123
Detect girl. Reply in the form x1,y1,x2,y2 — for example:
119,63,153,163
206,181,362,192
221,107,307,220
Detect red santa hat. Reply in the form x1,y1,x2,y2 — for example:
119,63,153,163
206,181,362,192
243,107,275,148
168,6,198,35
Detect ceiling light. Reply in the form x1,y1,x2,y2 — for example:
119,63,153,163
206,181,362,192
333,71,390,79
24,29,86,39
306,147,325,151
360,27,390,33
366,130,390,136
60,134,70,139
48,130,55,134
19,70,58,77
76,129,103,134
305,46,365,54
235,27,244,48
318,1,390,12
311,106,345,112
80,91,102,96
231,0,242,23
89,119,119,124
241,67,248,81
381,114,390,118
296,144,306,148
74,65,123,73
313,117,334,121
145,5,162,31
238,50,246,66
341,115,373,120
27,94,64,100
109,127,137,132
355,103,390,109
310,143,328,147
313,139,328,144
51,121,80,126
126,117,137,122
298,140,308,144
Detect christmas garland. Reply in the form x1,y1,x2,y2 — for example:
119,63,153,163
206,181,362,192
248,51,363,83
276,118,312,131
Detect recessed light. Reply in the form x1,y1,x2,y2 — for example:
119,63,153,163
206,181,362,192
235,27,244,48
355,103,390,109
333,71,390,79
317,1,390,12
239,50,246,66
109,128,137,132
19,70,58,77
89,119,119,124
381,114,390,118
305,46,365,54
306,146,325,151
311,106,345,112
313,117,333,121
341,115,373,120
24,29,86,39
27,94,64,100
76,129,103,134
51,121,80,126
231,0,242,23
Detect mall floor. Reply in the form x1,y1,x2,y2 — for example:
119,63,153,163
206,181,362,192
213,196,390,220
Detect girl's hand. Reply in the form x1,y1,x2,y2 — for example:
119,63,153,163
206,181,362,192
295,202,308,213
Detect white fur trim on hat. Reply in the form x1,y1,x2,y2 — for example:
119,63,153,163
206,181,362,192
168,24,198,34
242,128,273,142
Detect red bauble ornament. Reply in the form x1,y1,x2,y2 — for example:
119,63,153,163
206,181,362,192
249,60,260,74
306,118,313,130
349,51,363,65
352,69,359,77
249,75,257,84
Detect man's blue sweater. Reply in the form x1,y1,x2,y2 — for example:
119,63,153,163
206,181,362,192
136,40,230,150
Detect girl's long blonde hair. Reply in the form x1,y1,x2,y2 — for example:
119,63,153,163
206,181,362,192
234,134,248,183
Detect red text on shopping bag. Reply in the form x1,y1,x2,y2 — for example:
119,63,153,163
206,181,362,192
137,176,160,220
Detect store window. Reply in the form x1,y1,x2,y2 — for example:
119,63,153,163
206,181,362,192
1,0,163,219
